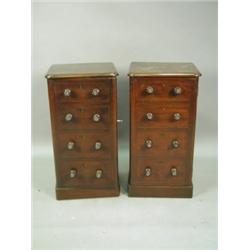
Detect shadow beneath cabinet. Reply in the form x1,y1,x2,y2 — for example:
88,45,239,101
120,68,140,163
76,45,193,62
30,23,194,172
119,171,128,195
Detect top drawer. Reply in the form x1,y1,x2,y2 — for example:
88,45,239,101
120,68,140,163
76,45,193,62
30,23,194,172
132,77,196,102
52,78,112,104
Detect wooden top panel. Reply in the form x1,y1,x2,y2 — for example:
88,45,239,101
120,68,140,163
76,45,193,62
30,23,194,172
128,62,201,77
45,63,118,79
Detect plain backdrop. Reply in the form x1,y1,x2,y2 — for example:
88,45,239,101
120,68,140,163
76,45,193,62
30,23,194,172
32,1,217,250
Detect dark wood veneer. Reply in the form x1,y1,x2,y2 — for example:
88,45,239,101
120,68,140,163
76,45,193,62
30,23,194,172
128,62,201,198
46,63,120,199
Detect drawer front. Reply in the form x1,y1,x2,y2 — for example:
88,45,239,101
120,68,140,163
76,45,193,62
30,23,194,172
57,160,115,188
135,103,190,129
135,130,189,158
53,78,112,104
133,77,195,102
55,103,111,130
131,158,186,186
56,131,113,159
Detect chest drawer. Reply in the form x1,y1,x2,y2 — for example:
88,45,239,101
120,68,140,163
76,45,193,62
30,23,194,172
135,130,189,158
135,103,190,129
133,77,196,102
53,78,112,104
57,160,115,188
56,131,113,159
55,103,111,130
131,158,186,186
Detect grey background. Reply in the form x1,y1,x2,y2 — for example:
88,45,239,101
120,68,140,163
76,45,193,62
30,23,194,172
32,1,217,249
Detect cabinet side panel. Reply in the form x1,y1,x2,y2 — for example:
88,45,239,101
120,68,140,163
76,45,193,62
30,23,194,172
186,77,199,185
111,77,119,186
47,80,60,187
129,77,136,185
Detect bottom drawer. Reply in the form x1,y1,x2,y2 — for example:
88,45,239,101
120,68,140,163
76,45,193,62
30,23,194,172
131,158,187,186
57,160,116,188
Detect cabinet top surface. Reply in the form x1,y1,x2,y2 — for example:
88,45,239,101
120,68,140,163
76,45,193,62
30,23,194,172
128,62,201,77
45,63,118,79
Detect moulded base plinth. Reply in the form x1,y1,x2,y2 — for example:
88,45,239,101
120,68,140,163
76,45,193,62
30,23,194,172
56,185,120,200
128,184,193,198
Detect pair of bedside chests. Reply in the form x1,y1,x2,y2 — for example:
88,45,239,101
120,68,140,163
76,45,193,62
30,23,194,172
46,62,201,200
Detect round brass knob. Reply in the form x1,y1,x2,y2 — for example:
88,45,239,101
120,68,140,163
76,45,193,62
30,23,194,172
93,113,101,122
146,86,154,94
96,169,103,179
64,88,71,97
65,113,73,122
173,113,182,121
146,112,154,120
94,141,102,150
67,141,75,150
145,167,151,177
145,139,153,148
172,140,180,148
92,88,100,96
171,168,177,176
173,87,182,95
70,169,77,178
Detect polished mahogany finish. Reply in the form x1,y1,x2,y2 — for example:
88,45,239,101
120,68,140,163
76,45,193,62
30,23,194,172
46,63,120,199
128,62,201,198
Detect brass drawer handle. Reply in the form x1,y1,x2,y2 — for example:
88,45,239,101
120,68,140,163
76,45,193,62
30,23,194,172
146,112,154,120
65,113,73,122
146,86,154,94
171,168,177,176
64,88,71,97
145,139,153,148
173,87,182,95
172,140,180,148
70,169,77,178
96,169,103,179
145,167,151,177
93,113,101,122
94,141,102,150
92,88,100,96
173,113,182,121
67,141,75,150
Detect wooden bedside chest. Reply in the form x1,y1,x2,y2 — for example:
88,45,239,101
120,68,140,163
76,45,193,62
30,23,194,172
46,63,120,199
128,62,201,198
